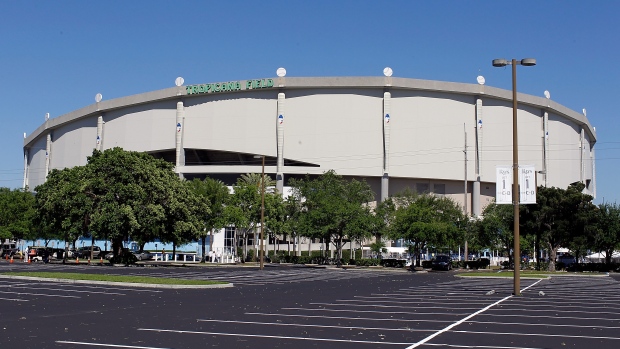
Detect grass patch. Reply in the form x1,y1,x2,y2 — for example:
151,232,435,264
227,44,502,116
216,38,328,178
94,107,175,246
2,272,227,285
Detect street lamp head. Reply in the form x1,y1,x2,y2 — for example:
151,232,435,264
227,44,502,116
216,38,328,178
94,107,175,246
520,58,536,66
492,59,508,67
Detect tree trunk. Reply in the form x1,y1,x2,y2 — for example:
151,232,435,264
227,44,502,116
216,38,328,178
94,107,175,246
606,249,613,266
336,237,343,267
201,236,206,263
243,232,248,261
548,243,557,272
172,242,177,262
324,238,329,260
209,229,214,252
535,232,541,271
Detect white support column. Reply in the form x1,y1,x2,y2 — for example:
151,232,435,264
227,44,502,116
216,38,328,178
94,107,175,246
276,92,285,194
23,149,29,189
580,128,585,183
45,133,52,178
473,98,483,217
543,111,549,187
592,146,596,198
175,101,185,176
381,91,391,202
96,115,103,151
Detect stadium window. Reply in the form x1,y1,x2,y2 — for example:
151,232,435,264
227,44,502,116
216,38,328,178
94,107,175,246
416,183,430,194
433,184,446,196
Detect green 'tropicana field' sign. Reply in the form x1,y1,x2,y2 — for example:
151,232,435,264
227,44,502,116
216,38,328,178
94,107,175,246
186,79,274,95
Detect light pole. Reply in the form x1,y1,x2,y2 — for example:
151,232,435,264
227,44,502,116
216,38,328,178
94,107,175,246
254,155,266,270
492,58,536,296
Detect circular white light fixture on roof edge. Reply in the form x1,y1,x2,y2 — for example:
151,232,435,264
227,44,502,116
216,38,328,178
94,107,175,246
477,75,485,85
95,93,102,103
276,67,286,77
175,77,184,87
544,90,550,99
383,67,393,77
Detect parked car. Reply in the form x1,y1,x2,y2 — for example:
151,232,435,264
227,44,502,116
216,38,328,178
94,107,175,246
431,255,453,271
132,251,153,261
1,242,18,257
75,246,101,258
28,247,52,263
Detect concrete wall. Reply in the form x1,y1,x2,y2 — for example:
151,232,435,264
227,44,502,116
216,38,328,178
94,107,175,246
24,77,595,202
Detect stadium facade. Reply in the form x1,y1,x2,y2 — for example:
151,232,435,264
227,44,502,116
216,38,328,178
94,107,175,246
23,75,596,219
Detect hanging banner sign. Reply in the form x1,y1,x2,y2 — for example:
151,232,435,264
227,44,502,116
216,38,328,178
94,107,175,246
496,166,512,204
496,165,537,204
519,165,537,204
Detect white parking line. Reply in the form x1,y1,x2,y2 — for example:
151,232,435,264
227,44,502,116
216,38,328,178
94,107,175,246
451,329,620,341
9,286,126,296
477,313,620,322
280,307,471,316
138,328,412,345
421,343,545,349
404,279,543,349
0,297,28,301
0,290,79,298
467,320,620,330
198,318,435,332
56,341,171,348
245,312,457,323
306,303,484,310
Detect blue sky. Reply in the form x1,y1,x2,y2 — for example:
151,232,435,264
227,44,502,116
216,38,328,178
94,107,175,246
1,1,618,204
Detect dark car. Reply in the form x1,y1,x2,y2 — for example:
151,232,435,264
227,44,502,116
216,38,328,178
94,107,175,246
75,246,101,258
1,242,18,257
431,255,453,271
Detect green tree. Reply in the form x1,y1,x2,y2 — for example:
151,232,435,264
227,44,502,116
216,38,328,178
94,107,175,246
522,182,596,271
369,240,388,258
34,166,93,261
479,203,514,265
290,170,375,265
186,177,228,261
263,190,291,256
84,148,205,259
388,193,463,267
0,187,36,241
593,202,620,265
228,178,262,260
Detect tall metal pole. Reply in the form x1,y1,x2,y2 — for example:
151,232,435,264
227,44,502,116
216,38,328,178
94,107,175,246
511,59,521,295
260,155,265,270
464,123,468,262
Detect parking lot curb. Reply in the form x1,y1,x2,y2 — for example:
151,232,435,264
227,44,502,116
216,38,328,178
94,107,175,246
0,275,234,289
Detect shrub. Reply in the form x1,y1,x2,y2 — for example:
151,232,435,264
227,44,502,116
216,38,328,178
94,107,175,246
556,262,566,271
478,258,490,269
355,258,381,266
380,259,406,268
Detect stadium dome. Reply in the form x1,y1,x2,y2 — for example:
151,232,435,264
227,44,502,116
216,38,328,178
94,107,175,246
23,75,596,217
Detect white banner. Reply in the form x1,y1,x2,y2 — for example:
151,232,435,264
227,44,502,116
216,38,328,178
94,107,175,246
495,165,537,204
496,166,512,204
519,165,537,204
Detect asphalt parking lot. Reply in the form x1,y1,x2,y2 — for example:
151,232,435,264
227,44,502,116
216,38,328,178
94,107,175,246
1,262,619,349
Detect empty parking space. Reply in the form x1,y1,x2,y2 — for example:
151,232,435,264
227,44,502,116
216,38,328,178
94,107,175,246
2,262,620,348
